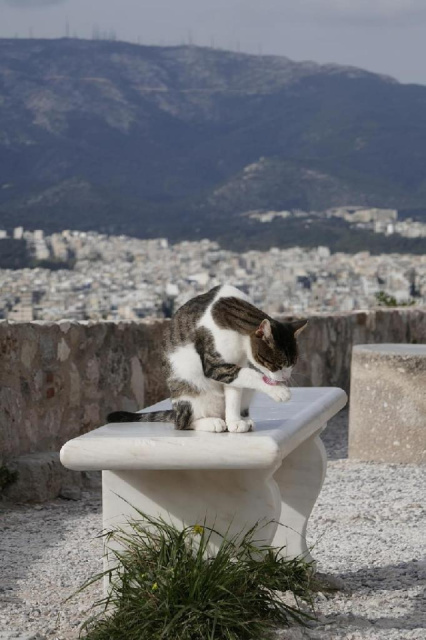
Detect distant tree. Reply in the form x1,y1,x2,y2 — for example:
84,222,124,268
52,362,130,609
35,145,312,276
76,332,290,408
161,295,175,318
375,291,415,307
408,268,421,298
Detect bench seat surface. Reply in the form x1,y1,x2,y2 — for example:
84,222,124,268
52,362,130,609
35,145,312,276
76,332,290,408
60,387,347,471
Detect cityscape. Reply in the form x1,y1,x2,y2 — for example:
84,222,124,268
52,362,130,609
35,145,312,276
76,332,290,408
1,216,425,322
254,205,426,239
1,11,426,639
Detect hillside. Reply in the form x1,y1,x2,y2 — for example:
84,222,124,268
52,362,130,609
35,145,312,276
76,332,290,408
1,38,426,251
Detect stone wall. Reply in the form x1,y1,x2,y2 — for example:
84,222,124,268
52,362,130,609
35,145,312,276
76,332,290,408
291,307,426,392
0,319,168,463
1,308,425,464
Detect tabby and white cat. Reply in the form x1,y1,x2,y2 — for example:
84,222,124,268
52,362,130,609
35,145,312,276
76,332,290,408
108,285,307,433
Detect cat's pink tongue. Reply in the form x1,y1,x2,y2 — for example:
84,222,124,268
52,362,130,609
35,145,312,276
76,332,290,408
262,375,281,386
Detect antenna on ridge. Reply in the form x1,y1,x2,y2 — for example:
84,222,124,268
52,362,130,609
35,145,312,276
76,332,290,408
65,20,70,38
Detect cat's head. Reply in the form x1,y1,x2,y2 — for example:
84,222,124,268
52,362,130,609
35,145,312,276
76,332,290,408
249,318,307,384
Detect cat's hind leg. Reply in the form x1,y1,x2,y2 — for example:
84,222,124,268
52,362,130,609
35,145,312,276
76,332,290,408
175,391,226,433
173,400,194,430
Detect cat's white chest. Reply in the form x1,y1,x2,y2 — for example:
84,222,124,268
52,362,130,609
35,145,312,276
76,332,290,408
199,309,248,365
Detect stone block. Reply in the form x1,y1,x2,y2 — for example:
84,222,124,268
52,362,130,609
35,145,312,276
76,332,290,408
2,451,83,502
349,344,426,463
82,469,102,490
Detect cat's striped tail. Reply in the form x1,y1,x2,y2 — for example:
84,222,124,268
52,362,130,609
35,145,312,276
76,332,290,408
107,410,175,423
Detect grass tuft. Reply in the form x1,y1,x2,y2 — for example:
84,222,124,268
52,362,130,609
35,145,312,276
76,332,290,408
78,510,316,640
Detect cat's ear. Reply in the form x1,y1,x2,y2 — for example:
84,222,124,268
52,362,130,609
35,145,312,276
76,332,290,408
255,319,272,339
291,319,308,337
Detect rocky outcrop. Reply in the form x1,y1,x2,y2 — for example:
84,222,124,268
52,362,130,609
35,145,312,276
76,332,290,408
2,40,426,245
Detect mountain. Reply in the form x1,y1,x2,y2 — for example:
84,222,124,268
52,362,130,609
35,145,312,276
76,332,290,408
1,38,426,251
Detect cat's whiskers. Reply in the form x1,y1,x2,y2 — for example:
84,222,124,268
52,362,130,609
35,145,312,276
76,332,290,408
289,372,312,388
291,372,312,383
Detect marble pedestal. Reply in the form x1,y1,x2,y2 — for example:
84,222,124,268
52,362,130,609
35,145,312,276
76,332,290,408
349,343,426,463
61,388,347,562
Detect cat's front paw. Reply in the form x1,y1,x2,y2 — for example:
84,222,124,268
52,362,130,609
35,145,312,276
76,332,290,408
227,418,254,433
264,384,291,403
192,418,227,433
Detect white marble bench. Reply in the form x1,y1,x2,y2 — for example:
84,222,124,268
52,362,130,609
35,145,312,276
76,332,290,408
60,387,347,562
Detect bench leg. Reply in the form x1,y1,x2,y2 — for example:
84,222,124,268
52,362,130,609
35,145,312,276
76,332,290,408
271,431,327,563
102,466,282,554
101,430,327,581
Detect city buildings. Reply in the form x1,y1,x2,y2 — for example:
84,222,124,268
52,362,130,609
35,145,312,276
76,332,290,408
0,228,424,321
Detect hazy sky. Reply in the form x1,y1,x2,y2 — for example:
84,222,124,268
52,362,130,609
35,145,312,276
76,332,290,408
1,0,426,85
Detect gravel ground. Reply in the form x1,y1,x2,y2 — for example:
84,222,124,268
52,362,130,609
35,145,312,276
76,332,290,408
1,409,425,640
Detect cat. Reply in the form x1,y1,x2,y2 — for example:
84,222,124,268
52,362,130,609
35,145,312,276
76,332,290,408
107,285,307,433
